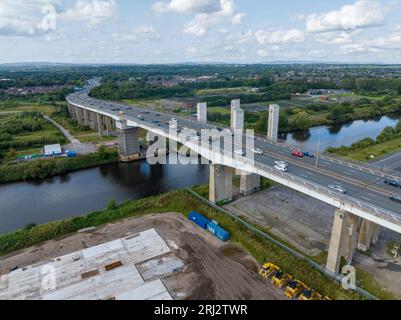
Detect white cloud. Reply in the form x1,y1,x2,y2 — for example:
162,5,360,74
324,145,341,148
232,12,246,25
255,29,305,45
113,26,160,42
0,0,61,36
315,30,361,45
154,0,245,37
62,0,118,26
306,0,385,33
366,32,401,50
153,0,220,14
257,49,269,57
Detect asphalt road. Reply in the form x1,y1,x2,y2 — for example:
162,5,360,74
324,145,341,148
372,151,401,171
67,90,401,217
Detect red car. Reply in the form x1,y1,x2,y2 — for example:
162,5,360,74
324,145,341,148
291,150,304,158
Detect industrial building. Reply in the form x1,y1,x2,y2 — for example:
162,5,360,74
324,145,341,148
0,229,182,300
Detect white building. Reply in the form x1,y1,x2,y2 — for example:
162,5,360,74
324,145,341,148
44,144,62,156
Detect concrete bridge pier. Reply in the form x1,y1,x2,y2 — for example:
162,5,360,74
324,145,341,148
209,164,233,204
326,210,361,274
83,109,89,126
97,114,103,138
240,172,261,196
105,117,114,136
117,121,140,162
358,220,381,252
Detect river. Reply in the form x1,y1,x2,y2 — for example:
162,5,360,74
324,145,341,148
281,113,401,151
1,113,401,235
0,160,209,234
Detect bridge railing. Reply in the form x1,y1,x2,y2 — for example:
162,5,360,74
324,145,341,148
249,158,401,228
67,93,401,227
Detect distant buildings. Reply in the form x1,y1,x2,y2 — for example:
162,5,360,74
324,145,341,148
1,85,67,96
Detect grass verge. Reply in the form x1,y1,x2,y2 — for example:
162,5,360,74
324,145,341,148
0,188,367,300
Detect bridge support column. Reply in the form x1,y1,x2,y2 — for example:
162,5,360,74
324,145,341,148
326,210,360,274
117,122,140,162
240,172,261,196
197,102,207,124
209,164,233,204
231,100,244,131
267,104,280,142
97,114,103,138
76,107,83,125
83,109,89,126
105,117,113,136
67,104,74,119
358,220,380,252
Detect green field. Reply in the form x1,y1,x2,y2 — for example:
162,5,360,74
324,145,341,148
332,137,401,162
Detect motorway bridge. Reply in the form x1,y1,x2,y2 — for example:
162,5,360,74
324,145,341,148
66,83,401,274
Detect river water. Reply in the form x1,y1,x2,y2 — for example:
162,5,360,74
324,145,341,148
281,113,401,151
1,113,400,234
0,160,209,234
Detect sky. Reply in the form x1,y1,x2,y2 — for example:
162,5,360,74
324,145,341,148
1,0,401,64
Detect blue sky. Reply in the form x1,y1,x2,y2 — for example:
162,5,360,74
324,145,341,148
1,0,401,64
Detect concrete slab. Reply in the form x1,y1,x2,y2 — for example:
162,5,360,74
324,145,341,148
0,228,174,300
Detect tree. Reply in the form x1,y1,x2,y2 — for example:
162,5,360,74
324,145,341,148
291,112,311,131
6,148,16,160
97,145,107,160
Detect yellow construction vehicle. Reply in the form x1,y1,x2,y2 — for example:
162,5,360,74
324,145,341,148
271,271,292,289
284,279,307,299
298,288,322,301
259,262,280,279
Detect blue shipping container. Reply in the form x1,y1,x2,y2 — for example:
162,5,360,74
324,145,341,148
207,221,230,242
188,211,211,229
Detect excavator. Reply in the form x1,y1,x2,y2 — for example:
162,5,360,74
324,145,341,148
271,271,292,289
284,279,308,299
259,262,280,279
298,288,322,300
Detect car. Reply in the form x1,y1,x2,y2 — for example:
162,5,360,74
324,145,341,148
171,118,177,122
385,178,401,188
152,120,160,124
137,115,143,119
234,150,245,156
328,185,347,194
274,161,288,167
274,164,288,172
291,150,304,158
302,151,315,158
253,149,264,155
390,195,401,203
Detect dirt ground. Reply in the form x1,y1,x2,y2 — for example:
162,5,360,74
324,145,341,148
0,213,283,300
224,185,401,297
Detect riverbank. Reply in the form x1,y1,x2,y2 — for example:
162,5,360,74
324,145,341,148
0,188,362,300
0,148,118,184
327,121,401,162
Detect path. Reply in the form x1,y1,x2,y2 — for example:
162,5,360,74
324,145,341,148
43,114,97,155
